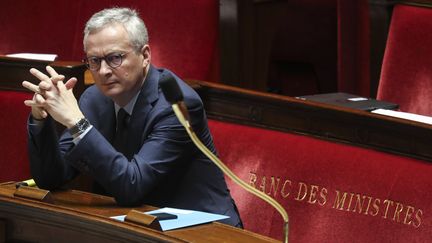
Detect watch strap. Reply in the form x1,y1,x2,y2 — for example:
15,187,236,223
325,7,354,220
70,118,91,137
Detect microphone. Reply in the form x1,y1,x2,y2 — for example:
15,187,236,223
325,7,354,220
159,73,190,122
160,73,289,243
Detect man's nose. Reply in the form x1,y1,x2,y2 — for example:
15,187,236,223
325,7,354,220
99,59,112,74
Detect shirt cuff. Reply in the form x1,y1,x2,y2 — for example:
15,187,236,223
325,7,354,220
28,116,46,135
72,125,93,145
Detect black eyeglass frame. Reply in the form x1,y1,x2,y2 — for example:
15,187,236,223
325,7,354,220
83,51,131,70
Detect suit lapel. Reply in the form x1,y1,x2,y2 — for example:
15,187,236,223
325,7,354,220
127,66,160,154
97,99,116,144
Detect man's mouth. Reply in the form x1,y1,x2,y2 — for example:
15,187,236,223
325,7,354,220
103,80,117,86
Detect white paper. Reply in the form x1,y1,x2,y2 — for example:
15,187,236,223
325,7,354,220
372,109,432,125
6,53,57,61
348,97,368,101
111,207,229,231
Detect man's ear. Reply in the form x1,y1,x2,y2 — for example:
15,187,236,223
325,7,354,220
141,45,151,67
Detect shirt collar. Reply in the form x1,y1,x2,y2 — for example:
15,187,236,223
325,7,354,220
114,90,140,116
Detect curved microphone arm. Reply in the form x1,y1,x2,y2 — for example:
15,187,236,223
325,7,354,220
172,104,289,243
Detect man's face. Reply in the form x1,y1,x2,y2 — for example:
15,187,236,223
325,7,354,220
84,23,150,106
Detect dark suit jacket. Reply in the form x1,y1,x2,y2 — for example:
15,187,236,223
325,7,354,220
28,65,242,227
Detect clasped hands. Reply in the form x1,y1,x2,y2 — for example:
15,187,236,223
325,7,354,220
22,66,85,129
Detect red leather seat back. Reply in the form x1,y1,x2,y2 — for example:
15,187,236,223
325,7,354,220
209,119,431,242
0,91,32,181
0,0,81,61
0,0,219,82
377,4,432,116
75,0,219,81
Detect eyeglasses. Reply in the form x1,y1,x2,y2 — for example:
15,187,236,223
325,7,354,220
83,52,131,70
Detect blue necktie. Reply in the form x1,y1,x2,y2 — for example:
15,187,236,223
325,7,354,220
113,108,130,157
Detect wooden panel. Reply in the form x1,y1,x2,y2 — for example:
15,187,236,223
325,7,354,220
401,0,432,7
0,56,87,97
0,182,277,242
187,79,432,162
219,0,338,95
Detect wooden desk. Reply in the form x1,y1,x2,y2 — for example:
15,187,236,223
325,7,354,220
0,182,277,243
0,56,87,97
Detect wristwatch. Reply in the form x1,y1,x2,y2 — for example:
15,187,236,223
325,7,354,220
70,118,91,137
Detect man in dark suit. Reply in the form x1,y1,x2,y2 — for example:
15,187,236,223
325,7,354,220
21,7,242,227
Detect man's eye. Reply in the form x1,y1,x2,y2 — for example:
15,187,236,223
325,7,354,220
88,57,100,64
107,54,122,62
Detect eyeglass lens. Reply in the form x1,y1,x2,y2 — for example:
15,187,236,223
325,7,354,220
85,53,124,70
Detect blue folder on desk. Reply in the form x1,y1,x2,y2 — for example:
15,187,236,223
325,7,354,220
111,207,229,231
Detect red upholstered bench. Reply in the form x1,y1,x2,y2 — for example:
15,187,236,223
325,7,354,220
0,91,32,181
208,119,431,242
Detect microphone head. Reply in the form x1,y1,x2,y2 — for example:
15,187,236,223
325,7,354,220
159,72,184,104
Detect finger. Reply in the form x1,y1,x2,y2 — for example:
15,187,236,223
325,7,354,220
24,99,44,107
31,106,48,120
46,66,59,77
57,80,67,92
51,74,65,85
64,77,77,90
24,93,46,107
22,81,41,94
30,68,51,82
24,100,38,107
24,100,34,106
39,81,53,92
46,66,65,85
34,93,46,103
40,110,48,119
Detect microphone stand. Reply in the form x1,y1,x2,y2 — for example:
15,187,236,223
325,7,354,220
172,103,289,243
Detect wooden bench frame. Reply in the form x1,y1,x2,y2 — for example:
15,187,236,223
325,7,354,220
187,79,432,163
2,57,430,163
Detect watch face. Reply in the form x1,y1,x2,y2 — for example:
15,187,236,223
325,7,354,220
80,119,90,131
71,118,90,135
78,120,86,130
